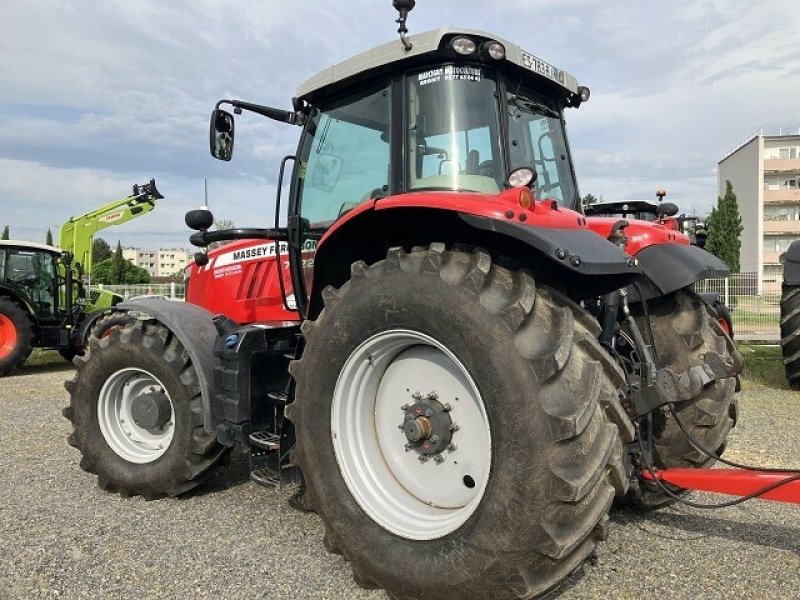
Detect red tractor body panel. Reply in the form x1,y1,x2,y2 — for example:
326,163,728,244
185,238,299,325
586,216,689,255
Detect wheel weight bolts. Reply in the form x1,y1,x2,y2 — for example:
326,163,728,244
399,393,456,462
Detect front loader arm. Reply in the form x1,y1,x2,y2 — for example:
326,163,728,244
58,179,164,274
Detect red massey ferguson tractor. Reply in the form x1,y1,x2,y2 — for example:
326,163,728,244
63,7,798,599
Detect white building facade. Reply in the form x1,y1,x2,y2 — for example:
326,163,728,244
123,247,191,277
718,131,800,287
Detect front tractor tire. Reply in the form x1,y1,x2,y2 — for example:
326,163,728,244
0,297,33,376
288,245,634,600
629,289,742,507
63,321,229,499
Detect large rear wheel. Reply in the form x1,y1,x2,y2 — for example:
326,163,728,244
781,284,800,389
63,321,229,498
288,245,633,600
0,297,33,376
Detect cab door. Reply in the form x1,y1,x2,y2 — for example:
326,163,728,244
287,80,392,316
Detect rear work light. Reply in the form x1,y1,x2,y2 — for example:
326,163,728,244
451,36,477,55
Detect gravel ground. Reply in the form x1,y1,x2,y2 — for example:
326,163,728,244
0,362,798,600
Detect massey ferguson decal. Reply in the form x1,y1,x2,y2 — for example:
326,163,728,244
204,239,318,277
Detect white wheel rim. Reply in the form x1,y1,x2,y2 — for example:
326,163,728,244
97,368,175,463
332,329,491,540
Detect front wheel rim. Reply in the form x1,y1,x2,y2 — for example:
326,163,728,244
332,329,491,540
0,314,18,359
97,368,175,463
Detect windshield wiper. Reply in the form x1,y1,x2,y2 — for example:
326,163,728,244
509,95,560,119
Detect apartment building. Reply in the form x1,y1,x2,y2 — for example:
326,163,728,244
718,131,800,286
123,247,191,277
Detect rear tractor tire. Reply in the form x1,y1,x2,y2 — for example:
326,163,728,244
0,297,34,376
63,320,229,499
629,289,742,507
288,244,634,600
781,284,800,390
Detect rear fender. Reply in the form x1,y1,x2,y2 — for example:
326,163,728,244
309,207,639,319
784,240,800,286
117,298,220,435
0,284,37,318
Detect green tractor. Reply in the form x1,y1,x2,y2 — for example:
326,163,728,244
0,180,163,376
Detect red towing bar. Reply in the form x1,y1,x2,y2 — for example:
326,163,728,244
641,468,800,504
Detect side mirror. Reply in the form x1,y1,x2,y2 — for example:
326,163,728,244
311,153,343,192
657,202,679,218
209,109,235,161
185,209,214,231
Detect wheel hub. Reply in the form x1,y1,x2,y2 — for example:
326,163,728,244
401,396,453,455
130,388,172,430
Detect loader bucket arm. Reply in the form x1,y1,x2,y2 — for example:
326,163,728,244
57,179,164,275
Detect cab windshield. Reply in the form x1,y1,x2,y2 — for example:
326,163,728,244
406,65,504,195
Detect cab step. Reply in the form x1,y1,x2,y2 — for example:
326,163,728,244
250,467,281,488
249,431,281,451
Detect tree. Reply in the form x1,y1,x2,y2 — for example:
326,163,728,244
209,218,235,250
45,228,53,246
111,241,126,284
92,258,150,284
582,193,599,206
1,226,9,240
93,238,113,263
705,180,743,272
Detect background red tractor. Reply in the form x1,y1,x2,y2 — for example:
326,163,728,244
63,4,765,598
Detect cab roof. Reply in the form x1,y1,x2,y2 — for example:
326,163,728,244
296,28,580,101
0,240,62,254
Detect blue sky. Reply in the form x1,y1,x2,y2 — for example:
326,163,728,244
1,0,799,248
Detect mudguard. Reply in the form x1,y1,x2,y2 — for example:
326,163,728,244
117,298,220,434
783,240,800,286
634,243,730,297
0,284,38,318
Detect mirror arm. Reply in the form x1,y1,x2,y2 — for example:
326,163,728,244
220,99,300,125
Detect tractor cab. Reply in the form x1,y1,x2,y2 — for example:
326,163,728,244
0,241,61,319
198,27,596,313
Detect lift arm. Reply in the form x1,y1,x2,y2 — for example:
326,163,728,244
57,179,165,275
641,468,800,504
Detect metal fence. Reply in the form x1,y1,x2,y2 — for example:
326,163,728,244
96,283,186,301
695,273,780,343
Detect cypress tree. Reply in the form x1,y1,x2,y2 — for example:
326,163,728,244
1,226,9,240
45,228,53,246
111,241,126,284
705,180,743,272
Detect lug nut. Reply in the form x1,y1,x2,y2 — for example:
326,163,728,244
418,455,429,463
449,423,460,432
447,443,457,452
401,403,410,410
412,392,422,400
427,391,438,400
434,455,445,464
443,403,452,412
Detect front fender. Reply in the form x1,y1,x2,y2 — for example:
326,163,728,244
635,243,730,297
117,298,220,435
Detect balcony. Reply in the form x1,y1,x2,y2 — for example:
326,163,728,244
763,158,800,172
763,188,800,203
763,219,800,234
763,251,785,265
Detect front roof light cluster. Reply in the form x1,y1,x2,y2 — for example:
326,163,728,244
483,41,505,60
451,37,477,55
